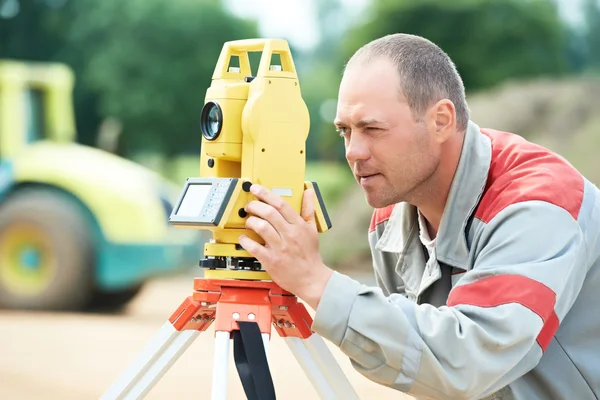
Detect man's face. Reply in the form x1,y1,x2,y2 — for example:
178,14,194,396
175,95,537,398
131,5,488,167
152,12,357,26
334,57,441,208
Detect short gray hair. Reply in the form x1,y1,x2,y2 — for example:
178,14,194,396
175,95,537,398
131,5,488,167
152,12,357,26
346,33,470,132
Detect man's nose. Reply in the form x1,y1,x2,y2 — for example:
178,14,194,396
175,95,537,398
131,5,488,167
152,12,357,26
345,134,370,163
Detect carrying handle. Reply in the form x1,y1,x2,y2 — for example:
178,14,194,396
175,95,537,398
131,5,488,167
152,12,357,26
212,38,297,81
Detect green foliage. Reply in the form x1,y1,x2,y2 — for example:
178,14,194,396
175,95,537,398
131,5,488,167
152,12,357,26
299,0,353,163
305,161,355,207
0,0,103,146
0,0,69,60
583,0,600,71
340,0,571,92
65,0,259,158
300,60,345,162
162,154,200,186
2,0,598,168
0,0,259,157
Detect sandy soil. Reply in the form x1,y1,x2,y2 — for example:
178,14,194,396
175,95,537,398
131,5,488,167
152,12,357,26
0,272,413,399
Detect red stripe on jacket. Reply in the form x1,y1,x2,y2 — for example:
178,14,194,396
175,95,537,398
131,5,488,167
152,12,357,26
369,205,395,233
447,274,559,352
475,129,584,223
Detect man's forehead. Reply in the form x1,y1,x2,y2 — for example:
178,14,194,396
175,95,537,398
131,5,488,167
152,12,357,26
339,59,401,101
342,57,397,83
336,66,405,122
334,97,392,126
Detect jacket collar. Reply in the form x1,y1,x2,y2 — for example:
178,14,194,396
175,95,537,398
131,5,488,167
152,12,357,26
375,120,492,270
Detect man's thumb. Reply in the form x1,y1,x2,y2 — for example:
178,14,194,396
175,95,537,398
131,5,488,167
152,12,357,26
301,188,316,224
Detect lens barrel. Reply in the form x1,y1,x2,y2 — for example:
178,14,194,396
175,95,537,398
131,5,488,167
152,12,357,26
200,101,223,141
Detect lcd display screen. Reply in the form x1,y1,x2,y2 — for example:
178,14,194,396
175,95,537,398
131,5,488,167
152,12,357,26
175,184,212,217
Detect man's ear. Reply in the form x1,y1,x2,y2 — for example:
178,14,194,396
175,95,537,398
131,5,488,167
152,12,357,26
428,99,456,144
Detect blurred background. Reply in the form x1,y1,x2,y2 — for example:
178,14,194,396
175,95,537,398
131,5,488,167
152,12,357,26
0,0,598,398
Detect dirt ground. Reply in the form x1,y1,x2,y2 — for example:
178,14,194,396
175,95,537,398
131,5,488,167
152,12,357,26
0,271,413,399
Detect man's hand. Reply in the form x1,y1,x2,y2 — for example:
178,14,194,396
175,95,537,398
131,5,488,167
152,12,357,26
238,184,333,310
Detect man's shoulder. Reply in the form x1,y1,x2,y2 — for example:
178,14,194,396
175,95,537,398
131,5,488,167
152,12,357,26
475,128,585,223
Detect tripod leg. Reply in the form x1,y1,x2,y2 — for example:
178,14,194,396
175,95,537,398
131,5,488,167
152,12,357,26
211,331,230,400
285,336,338,399
211,331,271,400
101,321,201,400
262,333,270,354
285,334,360,400
305,334,361,399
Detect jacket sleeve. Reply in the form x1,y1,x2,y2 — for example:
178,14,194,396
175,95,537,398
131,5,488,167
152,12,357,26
311,201,588,400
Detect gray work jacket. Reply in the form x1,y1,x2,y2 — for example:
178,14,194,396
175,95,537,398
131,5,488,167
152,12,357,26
312,120,600,400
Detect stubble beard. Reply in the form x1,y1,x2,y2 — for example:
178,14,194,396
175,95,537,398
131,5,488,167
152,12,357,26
364,165,438,209
368,150,440,209
366,156,440,208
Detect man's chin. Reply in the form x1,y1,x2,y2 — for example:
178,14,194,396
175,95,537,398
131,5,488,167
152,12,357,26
364,191,395,209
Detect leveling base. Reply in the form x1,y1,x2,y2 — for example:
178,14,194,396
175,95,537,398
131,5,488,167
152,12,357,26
100,273,360,399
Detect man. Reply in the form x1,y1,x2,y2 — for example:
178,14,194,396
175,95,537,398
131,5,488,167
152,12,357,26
238,33,600,400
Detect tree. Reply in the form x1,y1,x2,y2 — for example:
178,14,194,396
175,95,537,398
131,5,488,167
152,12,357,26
0,0,69,60
582,0,600,71
297,0,359,162
1,0,260,158
65,0,259,158
0,0,103,147
340,0,571,92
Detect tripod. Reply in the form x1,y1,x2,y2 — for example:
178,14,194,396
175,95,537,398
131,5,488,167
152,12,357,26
100,270,360,399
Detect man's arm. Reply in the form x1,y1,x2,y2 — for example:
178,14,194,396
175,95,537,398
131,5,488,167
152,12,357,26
312,200,588,399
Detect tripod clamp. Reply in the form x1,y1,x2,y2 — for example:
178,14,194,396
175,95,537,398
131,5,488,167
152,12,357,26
171,277,312,339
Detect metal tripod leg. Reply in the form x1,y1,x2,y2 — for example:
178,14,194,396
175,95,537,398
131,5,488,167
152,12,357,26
285,334,360,400
211,331,230,400
211,330,271,400
100,321,201,400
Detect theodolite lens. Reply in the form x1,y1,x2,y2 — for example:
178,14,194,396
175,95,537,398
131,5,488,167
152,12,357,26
200,101,223,141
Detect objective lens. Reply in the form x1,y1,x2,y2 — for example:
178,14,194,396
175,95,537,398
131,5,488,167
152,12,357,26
200,101,222,141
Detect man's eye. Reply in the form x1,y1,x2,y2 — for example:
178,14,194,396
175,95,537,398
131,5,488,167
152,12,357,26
337,127,349,136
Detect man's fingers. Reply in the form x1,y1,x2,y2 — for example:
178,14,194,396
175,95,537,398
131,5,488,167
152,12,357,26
250,184,299,224
245,199,289,233
245,216,281,244
239,235,268,261
301,188,316,224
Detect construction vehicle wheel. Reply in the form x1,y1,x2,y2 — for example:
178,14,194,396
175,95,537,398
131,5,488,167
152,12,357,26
0,187,95,311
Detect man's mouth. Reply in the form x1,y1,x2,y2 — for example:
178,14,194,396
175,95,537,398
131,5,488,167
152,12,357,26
358,173,380,185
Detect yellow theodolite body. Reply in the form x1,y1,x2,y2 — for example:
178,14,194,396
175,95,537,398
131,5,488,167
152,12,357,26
168,39,331,278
